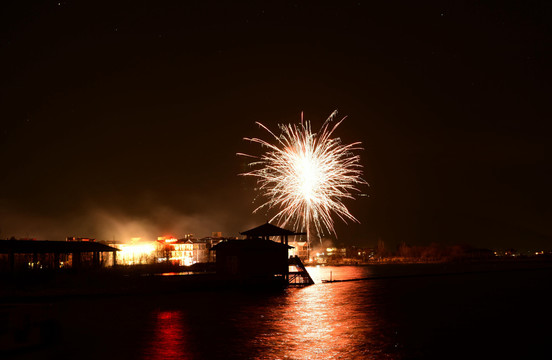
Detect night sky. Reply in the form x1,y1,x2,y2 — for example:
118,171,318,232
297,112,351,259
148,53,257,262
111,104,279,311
0,1,550,250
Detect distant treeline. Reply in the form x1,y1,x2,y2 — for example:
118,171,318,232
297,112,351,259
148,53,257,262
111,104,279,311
373,240,495,262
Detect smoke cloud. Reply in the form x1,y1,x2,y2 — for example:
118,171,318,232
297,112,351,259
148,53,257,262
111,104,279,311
0,205,242,242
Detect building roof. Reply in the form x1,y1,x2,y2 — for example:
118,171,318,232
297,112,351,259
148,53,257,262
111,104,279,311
240,222,306,237
0,240,119,254
212,239,293,251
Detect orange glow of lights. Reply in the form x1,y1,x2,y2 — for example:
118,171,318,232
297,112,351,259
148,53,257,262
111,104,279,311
158,236,178,243
117,242,156,265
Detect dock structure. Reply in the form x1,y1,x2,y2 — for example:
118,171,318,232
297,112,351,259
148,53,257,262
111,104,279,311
212,238,292,287
240,222,314,286
212,222,314,287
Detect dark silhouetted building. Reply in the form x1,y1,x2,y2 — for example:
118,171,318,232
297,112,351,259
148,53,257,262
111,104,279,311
213,239,292,284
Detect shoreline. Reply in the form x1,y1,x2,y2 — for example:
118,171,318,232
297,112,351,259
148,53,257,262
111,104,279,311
2,258,551,302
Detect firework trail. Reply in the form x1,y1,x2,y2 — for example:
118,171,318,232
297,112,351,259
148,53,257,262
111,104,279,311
238,110,367,245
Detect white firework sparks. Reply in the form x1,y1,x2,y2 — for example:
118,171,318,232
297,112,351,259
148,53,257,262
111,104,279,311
238,110,367,241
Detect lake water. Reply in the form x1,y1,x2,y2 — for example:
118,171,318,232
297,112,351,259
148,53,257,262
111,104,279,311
5,264,551,359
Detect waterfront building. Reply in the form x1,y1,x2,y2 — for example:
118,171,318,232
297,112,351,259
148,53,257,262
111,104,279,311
0,239,119,272
155,237,193,266
288,240,308,260
213,223,313,286
191,239,208,264
155,236,228,266
213,238,292,283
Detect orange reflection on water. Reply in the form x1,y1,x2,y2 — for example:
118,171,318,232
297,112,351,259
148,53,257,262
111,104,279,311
256,266,386,359
144,310,188,360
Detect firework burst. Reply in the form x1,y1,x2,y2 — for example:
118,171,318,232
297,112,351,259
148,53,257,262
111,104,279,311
238,110,367,242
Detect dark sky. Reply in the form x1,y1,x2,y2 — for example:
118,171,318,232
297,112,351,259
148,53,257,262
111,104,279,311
0,0,550,250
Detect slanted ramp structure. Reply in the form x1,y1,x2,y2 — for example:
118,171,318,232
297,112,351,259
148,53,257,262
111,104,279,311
288,256,315,286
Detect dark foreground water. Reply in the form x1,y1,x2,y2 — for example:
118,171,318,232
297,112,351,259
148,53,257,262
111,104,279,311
4,263,552,359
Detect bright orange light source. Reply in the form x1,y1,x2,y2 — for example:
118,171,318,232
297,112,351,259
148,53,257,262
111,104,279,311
157,236,178,243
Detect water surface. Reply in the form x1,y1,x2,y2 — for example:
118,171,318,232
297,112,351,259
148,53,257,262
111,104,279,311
6,264,551,359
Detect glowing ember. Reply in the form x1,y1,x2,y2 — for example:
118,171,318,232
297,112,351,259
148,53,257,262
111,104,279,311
239,110,366,243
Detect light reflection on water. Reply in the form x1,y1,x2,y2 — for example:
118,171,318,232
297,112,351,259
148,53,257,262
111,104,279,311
306,264,373,283
13,264,552,359
140,266,396,359
143,311,189,360
255,279,382,359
